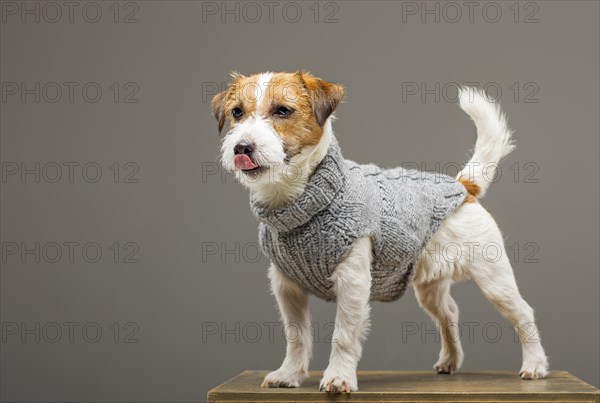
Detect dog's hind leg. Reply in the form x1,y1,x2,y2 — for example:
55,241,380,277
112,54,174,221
413,278,464,374
469,250,549,379
414,201,548,378
430,202,548,379
261,263,312,388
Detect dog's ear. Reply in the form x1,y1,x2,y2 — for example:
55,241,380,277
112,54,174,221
229,71,246,81
211,90,229,134
298,70,345,127
212,72,246,134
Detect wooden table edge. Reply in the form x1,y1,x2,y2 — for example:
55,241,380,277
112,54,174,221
207,370,600,402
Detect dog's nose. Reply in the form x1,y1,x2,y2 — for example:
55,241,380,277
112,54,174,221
234,141,254,156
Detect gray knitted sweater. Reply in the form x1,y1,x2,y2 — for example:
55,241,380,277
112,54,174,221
251,139,467,302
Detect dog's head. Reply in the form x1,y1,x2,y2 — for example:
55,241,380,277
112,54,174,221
212,71,344,202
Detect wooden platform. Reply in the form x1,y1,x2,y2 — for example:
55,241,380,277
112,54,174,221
207,370,600,402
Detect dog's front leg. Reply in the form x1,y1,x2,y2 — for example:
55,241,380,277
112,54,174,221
261,263,312,388
320,237,372,393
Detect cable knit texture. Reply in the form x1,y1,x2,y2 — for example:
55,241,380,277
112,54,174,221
252,139,467,302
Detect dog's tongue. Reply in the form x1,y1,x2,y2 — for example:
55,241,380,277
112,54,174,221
234,154,258,170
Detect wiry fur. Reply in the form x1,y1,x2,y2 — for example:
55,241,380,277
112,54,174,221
213,73,548,393
457,87,516,197
413,202,548,378
249,121,333,209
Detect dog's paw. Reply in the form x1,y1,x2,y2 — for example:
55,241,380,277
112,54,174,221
434,361,457,374
519,361,548,380
319,369,357,393
434,356,462,374
261,368,307,388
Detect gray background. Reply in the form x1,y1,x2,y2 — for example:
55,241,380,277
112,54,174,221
1,1,598,402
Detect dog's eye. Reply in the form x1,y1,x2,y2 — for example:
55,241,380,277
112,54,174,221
232,107,243,118
275,106,292,117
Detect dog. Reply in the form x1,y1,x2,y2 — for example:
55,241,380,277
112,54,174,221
211,71,549,393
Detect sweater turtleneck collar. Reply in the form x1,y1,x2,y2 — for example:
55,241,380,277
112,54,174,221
250,139,346,232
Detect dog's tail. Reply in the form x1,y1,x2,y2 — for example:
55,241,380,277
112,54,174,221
457,87,515,200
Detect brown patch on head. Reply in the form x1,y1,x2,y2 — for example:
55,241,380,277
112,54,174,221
211,72,259,133
211,71,345,158
458,177,481,203
261,72,323,157
297,70,345,127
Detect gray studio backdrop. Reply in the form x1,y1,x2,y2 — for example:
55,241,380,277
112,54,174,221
1,1,598,402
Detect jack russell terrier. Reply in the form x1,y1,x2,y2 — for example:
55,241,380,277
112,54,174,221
211,71,548,393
